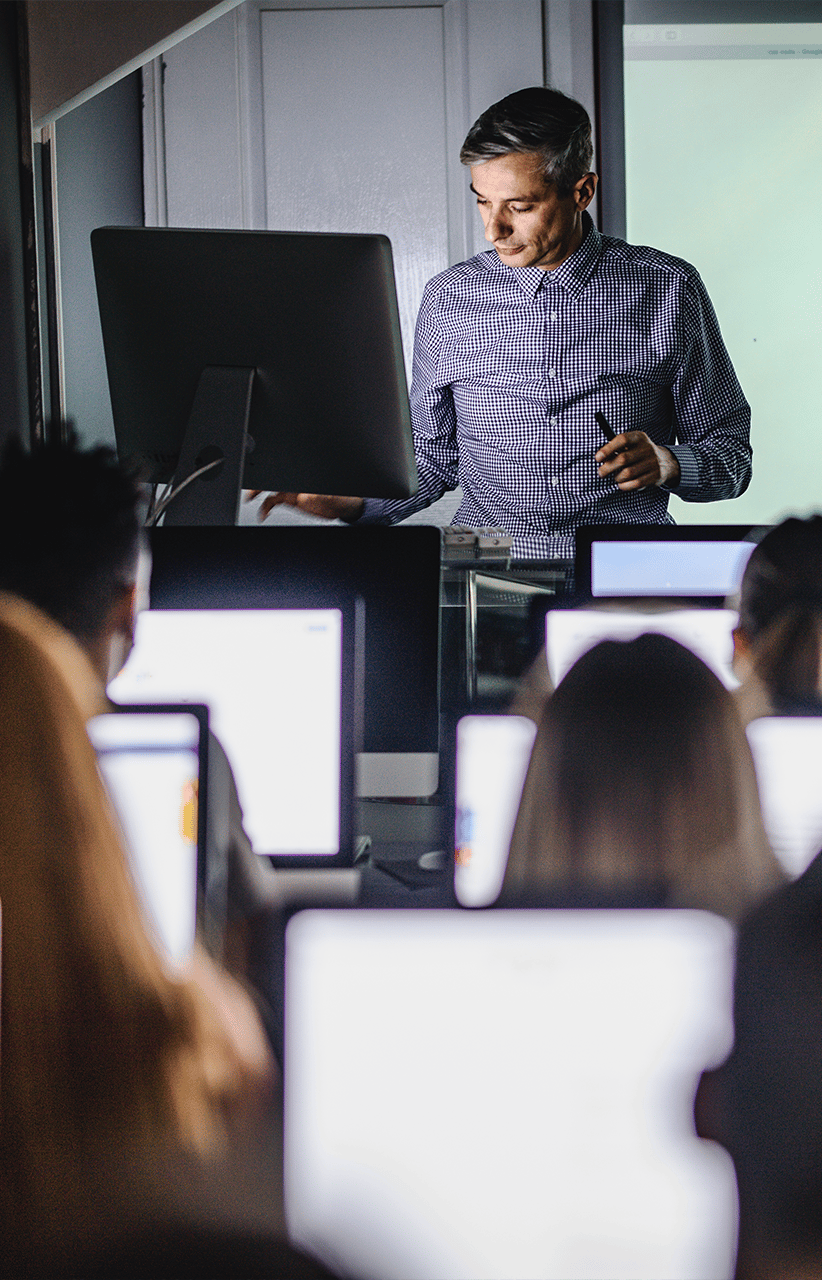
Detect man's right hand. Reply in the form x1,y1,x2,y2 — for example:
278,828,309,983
246,492,365,522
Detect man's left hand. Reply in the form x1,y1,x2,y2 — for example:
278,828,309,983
596,432,681,490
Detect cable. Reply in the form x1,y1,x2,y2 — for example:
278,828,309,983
146,457,224,526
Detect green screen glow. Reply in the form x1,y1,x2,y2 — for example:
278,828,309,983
624,23,822,525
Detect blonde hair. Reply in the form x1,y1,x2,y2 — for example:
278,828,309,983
502,633,783,919
0,595,267,1261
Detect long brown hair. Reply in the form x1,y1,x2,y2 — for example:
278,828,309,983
0,595,267,1262
502,633,782,918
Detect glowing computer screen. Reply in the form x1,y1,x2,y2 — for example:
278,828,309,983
574,526,761,603
747,716,822,879
109,608,349,860
454,715,536,908
546,608,739,690
285,908,737,1280
89,708,204,964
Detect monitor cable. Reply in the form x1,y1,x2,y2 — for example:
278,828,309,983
145,457,223,526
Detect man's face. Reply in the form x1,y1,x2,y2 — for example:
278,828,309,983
470,151,596,271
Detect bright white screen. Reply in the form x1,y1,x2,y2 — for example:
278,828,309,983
285,909,737,1280
454,715,537,907
109,609,342,855
89,712,200,964
747,717,822,878
591,540,754,598
624,21,822,526
546,608,738,689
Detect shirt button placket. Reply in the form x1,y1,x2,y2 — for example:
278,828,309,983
544,289,561,495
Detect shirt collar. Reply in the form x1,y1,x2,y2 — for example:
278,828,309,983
494,212,602,300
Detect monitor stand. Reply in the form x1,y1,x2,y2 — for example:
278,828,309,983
163,366,254,526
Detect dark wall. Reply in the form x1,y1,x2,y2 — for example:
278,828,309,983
0,4,30,448
55,70,143,448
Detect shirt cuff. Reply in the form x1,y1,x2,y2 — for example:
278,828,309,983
665,444,699,495
349,497,393,525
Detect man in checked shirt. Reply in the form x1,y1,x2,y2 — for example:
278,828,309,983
257,87,751,561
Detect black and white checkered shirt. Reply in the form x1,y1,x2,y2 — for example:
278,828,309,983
359,214,752,560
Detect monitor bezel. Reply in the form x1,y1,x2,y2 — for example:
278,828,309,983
573,523,767,606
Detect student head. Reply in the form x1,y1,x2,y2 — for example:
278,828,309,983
0,432,144,684
459,86,594,196
697,876,822,1278
734,514,822,713
502,633,782,918
0,594,270,1268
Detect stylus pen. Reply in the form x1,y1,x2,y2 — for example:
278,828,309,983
595,411,616,443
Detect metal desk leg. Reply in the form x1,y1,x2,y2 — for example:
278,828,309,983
465,568,477,702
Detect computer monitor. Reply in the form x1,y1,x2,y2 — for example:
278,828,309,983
108,599,359,868
546,607,739,690
88,705,208,964
574,524,765,605
146,526,441,798
454,714,536,908
746,717,822,879
91,227,418,523
285,908,737,1280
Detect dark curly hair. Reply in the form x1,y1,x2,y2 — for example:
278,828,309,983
0,431,142,644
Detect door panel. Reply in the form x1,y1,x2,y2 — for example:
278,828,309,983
261,6,448,369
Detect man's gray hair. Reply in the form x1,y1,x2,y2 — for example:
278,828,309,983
460,86,593,197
